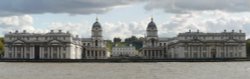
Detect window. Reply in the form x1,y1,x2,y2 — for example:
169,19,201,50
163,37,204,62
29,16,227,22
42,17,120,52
221,52,224,58
203,52,207,58
185,52,188,58
44,47,48,51
184,47,188,51
230,52,233,57
63,47,66,51
95,40,98,46
17,47,21,51
26,53,30,58
87,51,90,56
8,47,12,51
63,53,66,58
27,47,30,51
44,53,48,58
9,53,12,58
53,53,57,59
17,53,21,58
53,47,57,51
194,53,198,58
203,46,207,51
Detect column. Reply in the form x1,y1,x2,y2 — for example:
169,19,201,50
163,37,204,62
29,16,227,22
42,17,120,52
57,46,60,59
49,46,51,59
40,46,42,59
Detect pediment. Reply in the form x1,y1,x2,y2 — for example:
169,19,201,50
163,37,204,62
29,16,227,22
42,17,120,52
189,39,203,43
48,40,62,45
225,39,238,42
13,40,25,44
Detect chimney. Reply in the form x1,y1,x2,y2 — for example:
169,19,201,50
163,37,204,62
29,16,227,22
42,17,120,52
224,29,226,32
9,32,12,34
197,30,199,33
232,30,234,33
239,30,242,33
76,35,79,38
51,30,54,33
15,30,18,33
58,30,62,33
66,31,70,34
23,30,26,33
189,29,191,33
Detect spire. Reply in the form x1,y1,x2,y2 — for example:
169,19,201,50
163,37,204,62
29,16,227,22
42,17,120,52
150,16,153,22
96,16,99,22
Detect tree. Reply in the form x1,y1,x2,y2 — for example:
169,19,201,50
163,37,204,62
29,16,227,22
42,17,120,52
105,40,113,52
113,37,121,44
124,36,143,50
246,39,250,58
0,37,4,57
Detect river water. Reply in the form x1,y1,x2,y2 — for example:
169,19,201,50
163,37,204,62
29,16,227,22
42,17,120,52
0,62,250,79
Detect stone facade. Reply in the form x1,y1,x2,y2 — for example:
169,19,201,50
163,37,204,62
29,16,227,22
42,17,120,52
4,18,247,60
4,30,82,59
111,44,138,57
142,18,246,59
168,30,246,59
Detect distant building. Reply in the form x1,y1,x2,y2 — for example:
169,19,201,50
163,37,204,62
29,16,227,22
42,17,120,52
81,18,110,59
111,44,138,57
4,30,82,59
169,30,246,59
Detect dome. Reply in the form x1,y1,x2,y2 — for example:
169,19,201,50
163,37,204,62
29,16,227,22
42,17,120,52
92,21,101,29
147,18,157,30
92,17,102,29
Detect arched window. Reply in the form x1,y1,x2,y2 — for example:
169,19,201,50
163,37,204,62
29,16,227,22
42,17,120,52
95,40,98,46
151,39,155,47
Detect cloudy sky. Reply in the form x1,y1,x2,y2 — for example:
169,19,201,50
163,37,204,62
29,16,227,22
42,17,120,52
0,0,250,40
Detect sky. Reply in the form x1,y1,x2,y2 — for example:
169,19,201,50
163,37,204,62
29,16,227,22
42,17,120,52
0,0,250,40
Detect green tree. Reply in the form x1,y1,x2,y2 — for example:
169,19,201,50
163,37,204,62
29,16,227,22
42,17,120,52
113,37,121,44
124,36,143,50
247,39,250,58
0,37,4,57
105,40,113,52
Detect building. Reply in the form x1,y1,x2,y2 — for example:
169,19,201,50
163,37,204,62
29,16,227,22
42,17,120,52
4,30,82,59
141,18,246,59
141,18,167,59
111,44,139,57
168,30,246,59
81,18,110,59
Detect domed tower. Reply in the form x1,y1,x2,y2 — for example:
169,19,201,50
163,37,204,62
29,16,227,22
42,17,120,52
91,17,103,47
145,17,158,47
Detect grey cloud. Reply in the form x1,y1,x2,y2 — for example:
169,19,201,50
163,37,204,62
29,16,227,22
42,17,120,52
0,0,142,16
145,0,250,13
